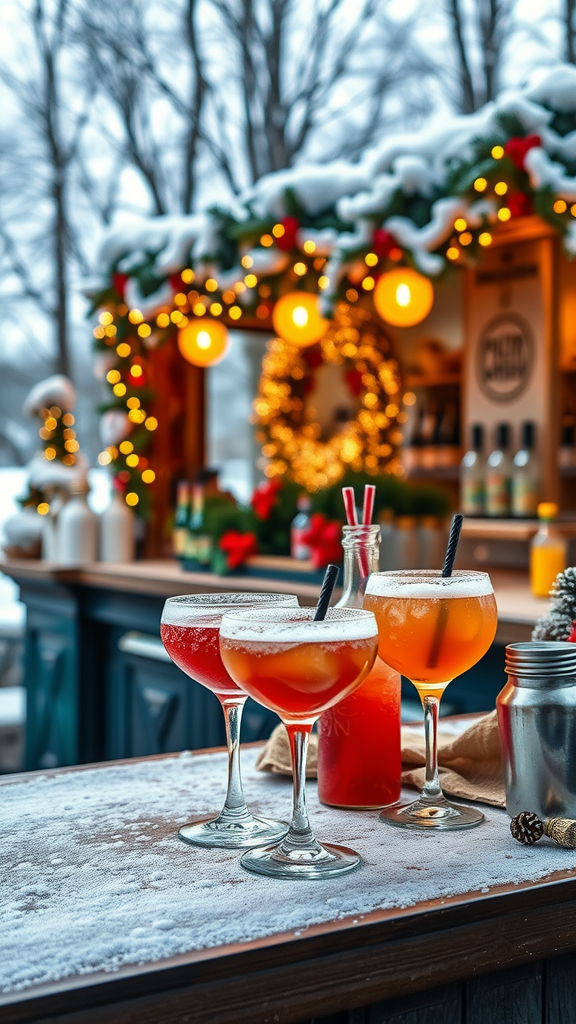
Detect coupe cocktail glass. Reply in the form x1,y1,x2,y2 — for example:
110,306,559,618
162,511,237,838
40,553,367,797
160,593,298,848
364,570,497,830
219,607,378,879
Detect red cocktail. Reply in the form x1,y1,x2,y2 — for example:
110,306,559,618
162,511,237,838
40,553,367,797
160,592,298,848
160,621,241,699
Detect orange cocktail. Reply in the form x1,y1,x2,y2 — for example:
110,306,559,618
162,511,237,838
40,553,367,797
220,607,378,879
364,570,497,831
364,585,497,700
221,628,376,725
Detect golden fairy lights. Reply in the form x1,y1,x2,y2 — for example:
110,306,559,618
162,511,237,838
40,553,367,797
39,406,78,468
253,304,404,490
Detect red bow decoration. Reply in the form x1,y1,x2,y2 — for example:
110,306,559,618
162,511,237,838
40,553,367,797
301,513,342,569
251,479,282,520
507,191,533,218
372,228,396,259
275,215,300,251
219,530,257,570
504,134,541,170
112,273,128,299
568,622,576,643
169,272,186,293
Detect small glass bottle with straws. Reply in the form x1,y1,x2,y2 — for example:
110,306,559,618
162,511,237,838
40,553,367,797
317,485,402,808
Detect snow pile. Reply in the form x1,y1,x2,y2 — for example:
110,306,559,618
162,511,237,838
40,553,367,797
2,747,573,995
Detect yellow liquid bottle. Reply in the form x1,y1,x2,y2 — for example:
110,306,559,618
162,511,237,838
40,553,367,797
530,503,567,598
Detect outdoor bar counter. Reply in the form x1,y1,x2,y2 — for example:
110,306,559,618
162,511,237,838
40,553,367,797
2,740,576,1024
1,558,549,771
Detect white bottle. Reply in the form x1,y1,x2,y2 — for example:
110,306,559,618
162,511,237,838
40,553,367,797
99,490,136,562
56,478,98,564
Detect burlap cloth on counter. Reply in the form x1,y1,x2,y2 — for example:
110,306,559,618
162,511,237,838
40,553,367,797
256,710,505,808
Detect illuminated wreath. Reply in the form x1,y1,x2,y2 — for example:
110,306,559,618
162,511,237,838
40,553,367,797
253,303,406,491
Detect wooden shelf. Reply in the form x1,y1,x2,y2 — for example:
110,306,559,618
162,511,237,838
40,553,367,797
406,466,461,481
404,372,461,388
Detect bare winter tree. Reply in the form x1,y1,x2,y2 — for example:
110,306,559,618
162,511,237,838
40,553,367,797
74,0,209,215
440,0,515,114
200,0,433,190
562,0,576,64
0,0,95,377
74,0,433,205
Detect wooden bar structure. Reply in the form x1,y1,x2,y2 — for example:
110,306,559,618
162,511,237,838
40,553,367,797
2,746,576,1024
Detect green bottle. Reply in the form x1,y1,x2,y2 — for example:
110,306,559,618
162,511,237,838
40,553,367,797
184,483,212,567
172,481,190,561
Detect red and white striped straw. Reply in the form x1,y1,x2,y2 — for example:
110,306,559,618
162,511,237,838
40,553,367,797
362,484,376,526
342,486,358,527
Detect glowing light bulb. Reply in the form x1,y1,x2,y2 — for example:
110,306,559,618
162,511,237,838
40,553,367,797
197,330,211,349
396,283,411,307
292,306,309,327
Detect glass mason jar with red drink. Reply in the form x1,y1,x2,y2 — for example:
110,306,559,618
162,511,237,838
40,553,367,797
317,524,402,809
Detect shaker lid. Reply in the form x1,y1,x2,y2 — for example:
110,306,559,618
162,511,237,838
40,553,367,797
506,641,576,677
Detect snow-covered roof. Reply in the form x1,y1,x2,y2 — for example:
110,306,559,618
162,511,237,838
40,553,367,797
91,64,576,311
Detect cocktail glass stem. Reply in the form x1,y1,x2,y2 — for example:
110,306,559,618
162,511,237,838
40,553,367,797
219,698,252,825
421,694,444,804
240,721,361,877
178,697,288,847
277,726,322,855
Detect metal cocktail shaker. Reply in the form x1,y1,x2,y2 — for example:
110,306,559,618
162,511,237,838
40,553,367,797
497,642,576,819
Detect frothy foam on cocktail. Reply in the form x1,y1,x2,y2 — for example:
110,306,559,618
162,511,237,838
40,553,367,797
365,573,493,600
220,608,378,644
161,592,298,626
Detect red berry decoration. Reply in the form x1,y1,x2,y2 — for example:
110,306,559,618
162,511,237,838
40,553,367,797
169,272,185,293
275,215,300,251
507,191,532,218
372,228,396,259
504,134,541,170
112,273,128,299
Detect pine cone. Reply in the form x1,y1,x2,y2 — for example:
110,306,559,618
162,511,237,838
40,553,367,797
532,567,576,641
510,811,544,844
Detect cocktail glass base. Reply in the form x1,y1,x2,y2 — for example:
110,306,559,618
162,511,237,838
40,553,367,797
240,841,361,879
379,797,484,831
179,813,289,849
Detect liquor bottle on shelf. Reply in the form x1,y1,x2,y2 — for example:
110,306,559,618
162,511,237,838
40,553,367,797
486,423,512,517
420,402,438,470
559,414,576,469
100,490,135,562
435,401,461,468
57,477,98,564
316,524,401,809
460,424,485,516
530,503,566,598
290,495,312,560
183,481,212,567
511,422,540,518
172,480,190,561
